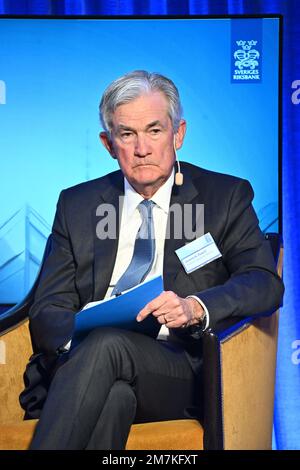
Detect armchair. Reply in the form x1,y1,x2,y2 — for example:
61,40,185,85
0,233,283,450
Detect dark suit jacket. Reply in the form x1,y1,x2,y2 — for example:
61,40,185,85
20,162,284,418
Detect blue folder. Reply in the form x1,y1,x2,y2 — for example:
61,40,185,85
74,276,164,340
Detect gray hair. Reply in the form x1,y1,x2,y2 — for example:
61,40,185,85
99,70,183,135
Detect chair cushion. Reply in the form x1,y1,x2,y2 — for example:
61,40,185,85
126,419,204,450
0,419,38,450
0,418,203,450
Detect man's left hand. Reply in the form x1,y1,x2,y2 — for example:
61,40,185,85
136,291,204,329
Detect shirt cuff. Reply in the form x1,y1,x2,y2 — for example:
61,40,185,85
186,295,210,331
57,340,72,354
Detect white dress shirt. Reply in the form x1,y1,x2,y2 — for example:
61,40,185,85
105,171,173,299
104,169,209,336
63,170,208,351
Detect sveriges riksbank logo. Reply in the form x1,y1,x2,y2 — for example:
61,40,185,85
232,40,261,82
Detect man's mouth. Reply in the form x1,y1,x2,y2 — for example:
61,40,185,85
134,163,156,168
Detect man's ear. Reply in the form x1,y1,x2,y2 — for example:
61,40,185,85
99,132,117,159
174,119,187,150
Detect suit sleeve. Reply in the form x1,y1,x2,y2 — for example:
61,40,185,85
29,190,80,354
196,179,284,329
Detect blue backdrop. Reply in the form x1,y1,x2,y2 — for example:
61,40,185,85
0,17,280,303
0,0,299,450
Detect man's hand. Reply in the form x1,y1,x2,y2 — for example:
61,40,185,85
136,291,204,329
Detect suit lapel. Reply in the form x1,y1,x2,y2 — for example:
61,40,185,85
163,167,200,293
92,172,124,300
92,165,202,299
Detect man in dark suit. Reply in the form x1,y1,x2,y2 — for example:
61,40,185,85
22,70,284,449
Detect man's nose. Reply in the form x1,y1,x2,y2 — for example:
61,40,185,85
134,134,151,157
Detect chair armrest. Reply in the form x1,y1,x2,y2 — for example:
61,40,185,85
0,299,34,337
202,314,256,449
0,236,52,337
202,309,279,450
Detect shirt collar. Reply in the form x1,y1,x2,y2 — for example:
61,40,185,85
124,168,174,218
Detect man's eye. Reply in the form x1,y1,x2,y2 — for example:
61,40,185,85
150,129,161,135
120,132,133,139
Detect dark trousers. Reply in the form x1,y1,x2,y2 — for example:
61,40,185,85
29,327,196,450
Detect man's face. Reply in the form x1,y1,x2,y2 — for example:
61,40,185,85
100,91,186,196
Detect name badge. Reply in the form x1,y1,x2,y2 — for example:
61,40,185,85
175,232,222,274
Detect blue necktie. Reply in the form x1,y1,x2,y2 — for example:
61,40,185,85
111,200,156,296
